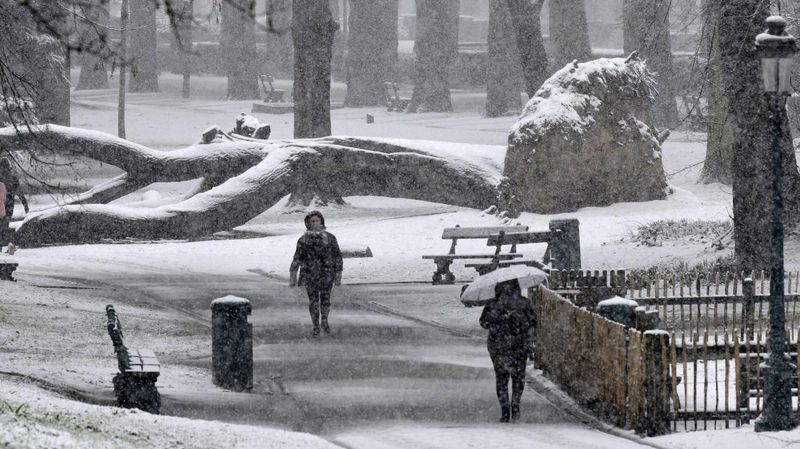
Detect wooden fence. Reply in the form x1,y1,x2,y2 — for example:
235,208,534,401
533,287,673,434
546,270,800,430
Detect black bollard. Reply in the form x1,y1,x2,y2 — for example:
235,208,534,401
548,219,581,270
211,296,253,392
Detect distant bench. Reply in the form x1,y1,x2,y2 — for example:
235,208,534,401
423,219,582,284
259,74,286,103
422,225,528,284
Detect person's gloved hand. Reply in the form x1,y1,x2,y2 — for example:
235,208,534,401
334,271,342,286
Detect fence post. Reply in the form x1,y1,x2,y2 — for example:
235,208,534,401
529,286,543,370
548,219,581,270
742,277,755,342
638,330,671,436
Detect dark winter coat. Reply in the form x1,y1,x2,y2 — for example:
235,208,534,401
479,294,535,358
0,160,20,218
290,212,343,288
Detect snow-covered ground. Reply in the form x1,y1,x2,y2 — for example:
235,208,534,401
3,72,800,448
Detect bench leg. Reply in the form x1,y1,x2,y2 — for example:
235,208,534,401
432,258,455,285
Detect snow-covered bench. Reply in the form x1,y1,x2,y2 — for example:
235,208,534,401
421,225,528,284
384,81,410,112
258,74,286,103
106,305,161,414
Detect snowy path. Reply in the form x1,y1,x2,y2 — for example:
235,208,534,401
5,254,651,448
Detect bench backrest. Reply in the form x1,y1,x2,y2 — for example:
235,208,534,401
486,231,552,246
442,225,528,240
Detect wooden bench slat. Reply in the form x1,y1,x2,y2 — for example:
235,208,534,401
441,225,528,239
466,259,547,269
486,231,552,246
422,253,523,260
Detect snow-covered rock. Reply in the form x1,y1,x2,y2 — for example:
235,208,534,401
501,57,669,214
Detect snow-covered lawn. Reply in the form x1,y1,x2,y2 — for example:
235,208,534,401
0,376,340,449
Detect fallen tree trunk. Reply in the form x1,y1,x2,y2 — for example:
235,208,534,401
1,126,501,246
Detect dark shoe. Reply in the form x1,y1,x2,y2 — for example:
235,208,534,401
511,404,520,422
321,320,330,334
312,326,321,338
500,406,510,423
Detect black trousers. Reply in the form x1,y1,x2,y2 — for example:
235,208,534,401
306,282,332,327
491,352,527,410
0,217,9,246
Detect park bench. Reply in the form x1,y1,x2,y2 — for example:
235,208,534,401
384,81,410,112
464,219,582,275
422,225,528,284
259,74,287,103
106,305,161,414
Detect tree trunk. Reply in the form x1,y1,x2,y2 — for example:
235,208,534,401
292,0,338,138
76,0,111,90
32,2,70,126
0,126,499,246
128,0,159,93
330,0,346,80
622,0,679,129
504,0,548,99
175,0,194,99
119,0,128,138
344,0,399,107
265,0,293,77
407,0,459,113
700,0,733,184
719,1,800,271
548,0,592,70
221,0,260,100
485,0,521,117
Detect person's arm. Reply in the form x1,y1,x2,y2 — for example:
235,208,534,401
480,303,496,329
289,239,304,286
330,234,343,285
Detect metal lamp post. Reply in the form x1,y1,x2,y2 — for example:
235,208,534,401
754,15,799,433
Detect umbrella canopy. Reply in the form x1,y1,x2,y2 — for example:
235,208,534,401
460,265,548,307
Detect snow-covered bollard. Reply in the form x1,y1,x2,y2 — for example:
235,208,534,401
211,296,253,392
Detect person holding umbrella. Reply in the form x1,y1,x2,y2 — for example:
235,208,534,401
289,211,343,337
479,278,536,423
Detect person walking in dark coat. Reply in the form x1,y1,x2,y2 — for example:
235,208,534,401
0,158,28,248
290,211,343,337
480,279,536,422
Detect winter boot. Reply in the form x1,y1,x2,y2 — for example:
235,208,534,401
511,403,520,422
500,405,510,423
